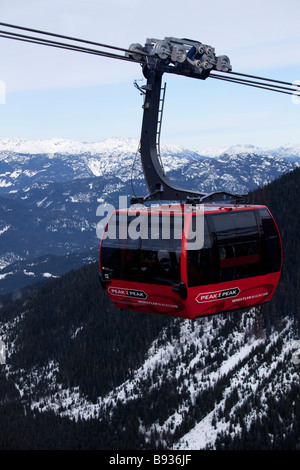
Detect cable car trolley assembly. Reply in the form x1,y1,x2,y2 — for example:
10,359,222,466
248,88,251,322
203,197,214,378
99,36,283,319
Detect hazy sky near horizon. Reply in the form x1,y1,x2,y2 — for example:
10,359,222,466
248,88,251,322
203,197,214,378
0,0,299,150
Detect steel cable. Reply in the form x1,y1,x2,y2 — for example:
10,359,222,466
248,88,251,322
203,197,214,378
209,73,299,96
0,21,150,57
1,22,299,97
0,30,138,63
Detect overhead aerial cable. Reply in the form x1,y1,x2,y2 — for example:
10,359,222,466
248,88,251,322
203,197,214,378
0,29,139,63
0,21,150,58
0,23,299,97
209,73,298,96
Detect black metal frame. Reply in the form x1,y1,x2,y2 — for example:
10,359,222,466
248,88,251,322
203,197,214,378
134,61,246,205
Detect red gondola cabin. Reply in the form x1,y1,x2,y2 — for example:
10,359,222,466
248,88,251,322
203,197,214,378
99,203,282,319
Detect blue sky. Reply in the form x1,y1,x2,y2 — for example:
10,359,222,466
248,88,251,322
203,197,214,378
0,0,299,151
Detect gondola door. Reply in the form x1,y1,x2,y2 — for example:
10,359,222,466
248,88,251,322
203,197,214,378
100,209,189,317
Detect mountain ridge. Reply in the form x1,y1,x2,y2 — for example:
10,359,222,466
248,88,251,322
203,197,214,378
1,137,300,160
1,137,299,196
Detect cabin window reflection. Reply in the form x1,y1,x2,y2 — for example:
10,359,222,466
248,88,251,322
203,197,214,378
211,210,260,282
100,213,183,285
187,211,264,287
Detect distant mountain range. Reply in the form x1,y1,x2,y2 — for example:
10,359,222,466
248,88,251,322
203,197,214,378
198,142,300,161
1,137,300,161
0,137,299,295
0,138,299,194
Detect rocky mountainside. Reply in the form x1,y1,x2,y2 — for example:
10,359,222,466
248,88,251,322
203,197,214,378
0,166,299,450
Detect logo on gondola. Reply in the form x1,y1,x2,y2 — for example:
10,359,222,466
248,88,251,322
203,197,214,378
108,287,148,299
196,287,240,303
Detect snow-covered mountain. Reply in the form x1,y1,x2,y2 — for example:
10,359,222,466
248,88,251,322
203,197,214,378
0,137,299,195
0,137,299,294
1,137,300,160
0,137,138,155
0,136,206,158
0,137,207,194
197,142,300,161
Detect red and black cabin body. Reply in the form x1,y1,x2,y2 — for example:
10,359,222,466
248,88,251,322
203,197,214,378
99,45,283,319
99,203,282,319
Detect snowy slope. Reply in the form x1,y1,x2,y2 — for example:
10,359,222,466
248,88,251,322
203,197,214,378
1,305,297,449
